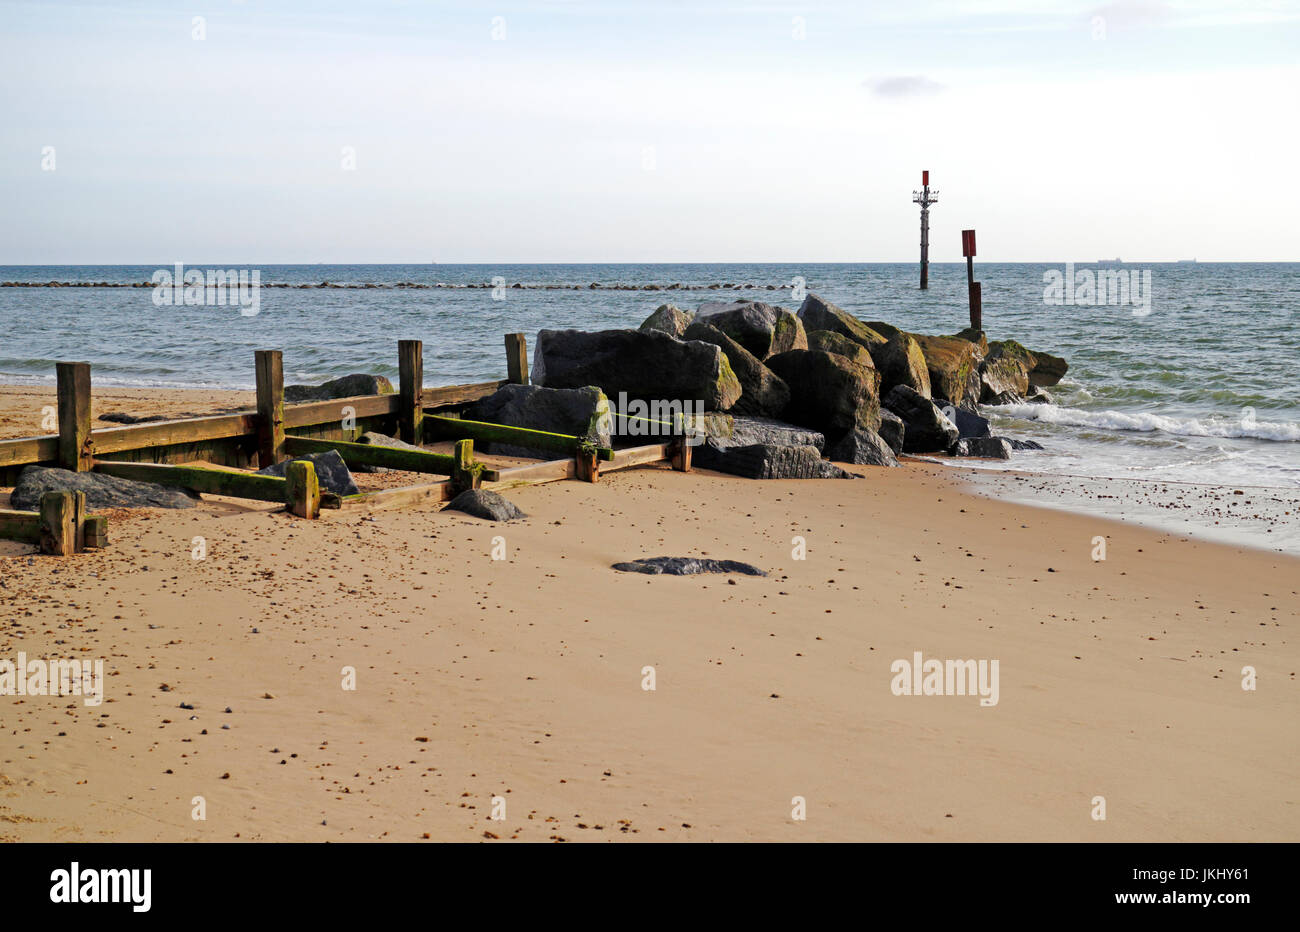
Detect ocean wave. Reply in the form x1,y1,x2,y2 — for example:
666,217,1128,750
992,404,1300,442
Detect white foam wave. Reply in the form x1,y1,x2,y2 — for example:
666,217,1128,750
993,404,1300,442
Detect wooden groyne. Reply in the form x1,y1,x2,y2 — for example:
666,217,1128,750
0,333,690,551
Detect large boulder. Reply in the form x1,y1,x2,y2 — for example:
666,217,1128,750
639,303,694,337
825,427,900,467
284,373,394,403
877,410,905,455
694,441,855,479
868,331,932,399
725,416,825,451
683,320,790,418
765,350,881,434
951,328,990,355
910,334,983,408
884,385,959,454
257,450,359,496
797,294,886,351
950,437,1013,460
938,404,990,439
696,301,806,359
532,329,742,411
462,383,610,457
980,341,1033,404
805,330,874,369
1026,348,1069,387
10,465,196,511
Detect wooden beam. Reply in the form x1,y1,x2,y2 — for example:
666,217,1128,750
0,435,59,469
504,333,529,385
605,443,671,471
56,361,92,472
398,340,424,445
421,379,509,409
93,413,258,454
284,435,456,474
340,480,455,512
38,490,78,556
286,459,321,518
92,460,341,508
0,509,41,544
425,414,614,461
488,457,576,486
255,350,286,467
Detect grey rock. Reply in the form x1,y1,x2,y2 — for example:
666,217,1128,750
98,412,165,424
10,465,197,511
796,294,886,351
352,431,426,473
445,489,526,521
1026,385,1054,404
612,556,767,576
284,373,394,403
532,328,741,411
1005,438,1045,451
683,320,790,418
257,450,359,496
884,385,959,454
463,383,610,457
695,440,855,479
934,404,991,439
868,331,932,399
878,410,905,455
696,301,806,359
725,416,824,451
805,329,875,369
950,437,1013,459
825,427,900,467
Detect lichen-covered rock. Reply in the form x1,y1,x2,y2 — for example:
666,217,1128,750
806,330,875,369
911,334,983,408
765,349,882,434
10,465,196,511
284,373,394,403
694,441,855,479
683,320,790,418
445,488,526,521
797,294,886,351
639,303,694,337
532,328,742,411
462,383,610,457
612,556,767,576
884,385,959,453
696,301,806,359
986,340,1069,388
868,331,932,399
825,427,900,467
258,450,359,496
952,328,990,355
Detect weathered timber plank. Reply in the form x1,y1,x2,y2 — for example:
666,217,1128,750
283,435,455,474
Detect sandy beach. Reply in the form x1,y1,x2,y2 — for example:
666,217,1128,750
1,385,1296,843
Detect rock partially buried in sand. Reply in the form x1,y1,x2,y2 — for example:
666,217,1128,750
612,556,767,577
695,441,855,479
445,489,526,521
950,437,1013,459
352,431,428,472
10,465,197,510
284,373,394,403
257,450,359,495
463,383,610,457
884,385,960,454
826,426,900,467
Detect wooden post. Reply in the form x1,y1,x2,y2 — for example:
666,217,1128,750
38,490,77,556
255,350,286,467
83,514,108,548
668,437,692,472
286,459,321,518
504,333,529,385
450,439,482,493
56,361,92,472
575,446,599,483
398,340,424,445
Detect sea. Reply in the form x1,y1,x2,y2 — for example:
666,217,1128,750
2,262,1297,498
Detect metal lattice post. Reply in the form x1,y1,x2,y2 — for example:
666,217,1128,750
912,170,939,290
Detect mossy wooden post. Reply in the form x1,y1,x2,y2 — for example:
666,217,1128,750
504,333,528,385
38,490,77,556
398,340,424,445
575,446,599,483
286,459,321,519
83,514,108,548
669,437,692,472
450,439,481,493
255,350,286,468
56,361,92,472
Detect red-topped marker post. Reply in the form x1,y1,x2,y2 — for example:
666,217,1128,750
962,229,982,330
912,170,939,290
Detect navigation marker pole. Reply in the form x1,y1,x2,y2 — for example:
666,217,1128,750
912,170,938,290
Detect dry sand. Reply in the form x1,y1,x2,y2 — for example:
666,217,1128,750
1,386,1297,842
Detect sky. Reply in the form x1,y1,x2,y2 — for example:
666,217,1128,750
1,0,1298,263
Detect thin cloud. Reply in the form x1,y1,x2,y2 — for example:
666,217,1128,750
868,75,947,98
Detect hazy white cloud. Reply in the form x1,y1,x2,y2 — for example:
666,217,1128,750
868,75,947,97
